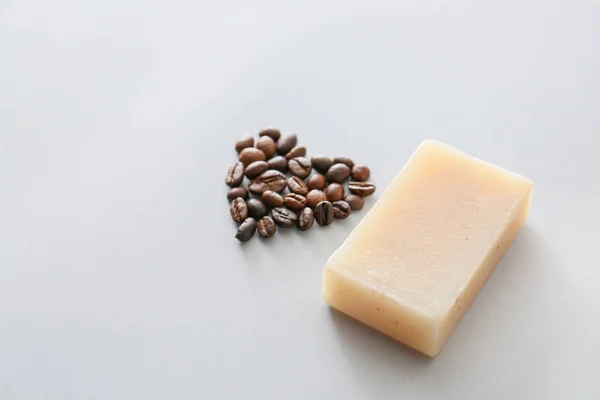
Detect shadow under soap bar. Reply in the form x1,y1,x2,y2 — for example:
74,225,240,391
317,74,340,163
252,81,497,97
322,140,533,357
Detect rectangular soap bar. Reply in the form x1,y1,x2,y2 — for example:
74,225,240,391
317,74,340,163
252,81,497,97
322,140,533,357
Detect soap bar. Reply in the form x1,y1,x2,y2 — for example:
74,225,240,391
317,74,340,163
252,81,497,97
322,140,533,357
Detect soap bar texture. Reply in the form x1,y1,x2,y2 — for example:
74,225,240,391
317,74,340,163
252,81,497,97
322,140,533,357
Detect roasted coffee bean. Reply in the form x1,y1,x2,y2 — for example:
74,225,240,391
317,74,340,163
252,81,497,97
258,127,281,141
245,160,269,179
333,156,355,168
285,146,307,160
326,183,344,202
235,135,254,152
307,173,326,190
268,156,288,172
230,198,248,222
332,200,351,219
306,189,327,209
225,162,244,187
247,198,268,219
257,216,276,238
314,201,334,226
227,187,249,202
234,135,252,152
271,207,297,228
287,176,309,196
344,194,365,210
248,170,287,195
311,155,334,174
325,163,351,183
261,190,284,207
284,193,307,211
257,136,276,159
297,207,314,231
348,181,376,197
351,164,370,182
239,147,266,166
277,133,298,154
236,217,257,242
288,157,312,178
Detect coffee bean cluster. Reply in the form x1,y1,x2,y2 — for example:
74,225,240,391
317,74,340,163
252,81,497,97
226,128,376,242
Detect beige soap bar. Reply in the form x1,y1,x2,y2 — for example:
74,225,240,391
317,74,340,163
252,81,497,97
322,140,533,357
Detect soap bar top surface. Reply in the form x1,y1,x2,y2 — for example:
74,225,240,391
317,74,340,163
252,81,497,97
326,140,533,320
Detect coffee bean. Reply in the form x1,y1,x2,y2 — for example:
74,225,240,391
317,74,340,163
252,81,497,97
277,133,297,154
307,173,326,190
351,164,370,182
236,218,257,242
271,207,297,227
257,136,276,159
306,190,327,209
261,190,284,207
257,216,276,238
311,155,334,174
258,127,281,141
268,156,288,172
334,156,355,168
227,187,248,202
248,170,287,195
229,127,374,241
314,201,334,226
235,135,254,152
225,162,244,187
297,207,314,231
325,163,351,183
285,146,307,160
230,198,248,222
247,198,268,219
332,200,351,219
245,160,269,179
287,176,309,196
284,193,307,211
348,181,376,197
239,147,266,166
344,194,365,210
326,183,344,202
288,157,312,178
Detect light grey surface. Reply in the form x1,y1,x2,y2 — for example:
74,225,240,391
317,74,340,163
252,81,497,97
1,0,599,399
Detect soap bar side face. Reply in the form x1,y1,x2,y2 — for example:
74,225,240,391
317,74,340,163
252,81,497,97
323,266,438,354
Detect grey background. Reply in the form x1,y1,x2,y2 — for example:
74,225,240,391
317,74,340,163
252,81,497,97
1,0,599,399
